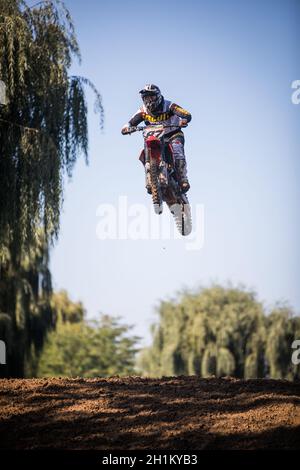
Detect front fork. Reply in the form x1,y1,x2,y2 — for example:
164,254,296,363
145,161,151,192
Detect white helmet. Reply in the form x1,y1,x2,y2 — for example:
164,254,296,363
139,84,163,113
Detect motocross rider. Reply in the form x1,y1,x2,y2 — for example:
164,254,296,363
121,84,192,192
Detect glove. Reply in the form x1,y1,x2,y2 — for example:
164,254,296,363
179,118,188,127
121,124,132,135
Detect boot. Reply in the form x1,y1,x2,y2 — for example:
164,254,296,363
175,159,190,192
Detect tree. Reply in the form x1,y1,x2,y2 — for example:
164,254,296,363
0,229,53,377
0,0,103,377
138,284,300,380
37,312,140,378
265,306,300,380
50,289,85,324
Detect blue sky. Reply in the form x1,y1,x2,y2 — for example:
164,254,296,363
47,0,299,345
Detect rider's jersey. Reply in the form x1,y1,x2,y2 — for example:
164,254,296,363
128,100,192,139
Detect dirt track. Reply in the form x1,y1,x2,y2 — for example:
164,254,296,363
0,376,299,450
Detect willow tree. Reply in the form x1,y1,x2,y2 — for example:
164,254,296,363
138,284,299,380
265,306,300,380
0,0,103,376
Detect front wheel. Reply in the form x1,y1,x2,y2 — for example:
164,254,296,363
150,159,163,214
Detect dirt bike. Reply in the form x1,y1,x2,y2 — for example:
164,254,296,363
125,123,192,236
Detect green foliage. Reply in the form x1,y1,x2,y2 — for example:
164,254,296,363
0,1,103,377
201,343,217,377
265,307,300,380
37,313,140,378
217,347,235,377
0,0,103,256
0,229,53,376
139,284,300,380
51,289,85,324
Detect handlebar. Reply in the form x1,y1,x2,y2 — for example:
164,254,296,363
124,124,186,135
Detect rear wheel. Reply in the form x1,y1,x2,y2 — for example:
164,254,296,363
169,200,192,236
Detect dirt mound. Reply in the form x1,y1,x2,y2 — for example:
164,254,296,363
0,376,299,450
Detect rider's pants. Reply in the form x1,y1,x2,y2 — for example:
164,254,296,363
168,134,186,161
167,134,189,184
